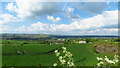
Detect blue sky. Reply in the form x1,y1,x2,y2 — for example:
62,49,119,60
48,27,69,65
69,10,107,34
0,0,119,35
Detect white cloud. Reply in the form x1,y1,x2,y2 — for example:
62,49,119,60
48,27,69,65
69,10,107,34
6,3,17,12
67,14,82,21
47,16,61,23
82,0,107,2
67,8,74,13
31,22,49,31
1,0,119,2
0,14,21,24
103,28,118,32
0,3,2,14
82,0,119,2
66,8,82,21
87,28,118,35
0,25,13,33
6,0,63,19
73,2,108,14
15,22,50,33
75,10,118,29
13,10,118,35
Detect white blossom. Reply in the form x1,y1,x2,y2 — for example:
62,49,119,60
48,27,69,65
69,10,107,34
97,57,103,60
56,52,60,56
96,55,119,66
53,46,75,67
59,56,63,60
97,63,100,66
62,46,66,50
55,50,58,53
100,61,104,64
53,63,57,66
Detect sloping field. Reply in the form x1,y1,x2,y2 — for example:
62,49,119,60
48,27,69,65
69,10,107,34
2,43,99,66
2,39,119,66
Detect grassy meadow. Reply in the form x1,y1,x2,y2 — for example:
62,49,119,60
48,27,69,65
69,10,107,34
2,37,119,66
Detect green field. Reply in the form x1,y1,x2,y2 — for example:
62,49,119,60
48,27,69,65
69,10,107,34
2,39,119,66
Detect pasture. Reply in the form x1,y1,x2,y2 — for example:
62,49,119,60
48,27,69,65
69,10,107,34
2,39,119,66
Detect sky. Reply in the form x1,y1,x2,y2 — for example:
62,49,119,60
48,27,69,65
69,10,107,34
0,0,119,35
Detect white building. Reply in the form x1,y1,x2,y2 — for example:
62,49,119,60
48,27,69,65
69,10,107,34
79,41,87,43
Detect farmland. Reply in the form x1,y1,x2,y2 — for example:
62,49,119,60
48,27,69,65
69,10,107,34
1,34,119,67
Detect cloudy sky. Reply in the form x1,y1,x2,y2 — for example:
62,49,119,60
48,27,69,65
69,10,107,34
0,0,119,35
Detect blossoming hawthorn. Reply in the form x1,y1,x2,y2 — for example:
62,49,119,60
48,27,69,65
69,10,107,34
96,55,119,66
53,63,57,66
97,57,103,61
53,46,75,67
97,61,104,66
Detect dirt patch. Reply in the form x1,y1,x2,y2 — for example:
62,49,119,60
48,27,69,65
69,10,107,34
94,45,118,54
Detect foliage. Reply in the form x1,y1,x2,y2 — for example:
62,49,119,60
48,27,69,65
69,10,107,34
96,55,119,66
53,46,75,67
2,38,119,66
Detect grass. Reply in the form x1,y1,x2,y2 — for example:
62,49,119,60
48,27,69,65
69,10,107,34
2,40,118,66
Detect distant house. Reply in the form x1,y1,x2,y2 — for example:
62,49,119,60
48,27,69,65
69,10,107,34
57,39,65,41
79,41,87,44
50,43,64,45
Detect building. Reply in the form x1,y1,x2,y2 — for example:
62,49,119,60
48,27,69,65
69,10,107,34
79,41,87,44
